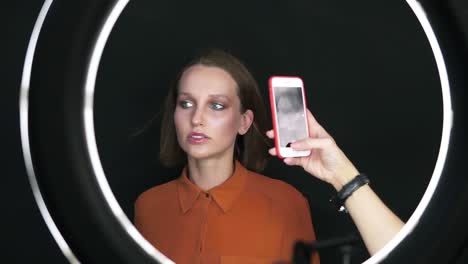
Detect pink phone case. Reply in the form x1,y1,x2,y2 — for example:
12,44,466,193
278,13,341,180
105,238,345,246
268,76,310,159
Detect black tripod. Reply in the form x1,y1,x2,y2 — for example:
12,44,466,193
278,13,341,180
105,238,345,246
293,233,362,264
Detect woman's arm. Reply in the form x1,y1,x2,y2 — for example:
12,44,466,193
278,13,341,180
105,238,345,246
266,110,404,255
328,166,404,255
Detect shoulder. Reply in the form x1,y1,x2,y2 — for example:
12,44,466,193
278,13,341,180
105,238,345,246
244,170,315,234
135,180,177,208
245,170,309,208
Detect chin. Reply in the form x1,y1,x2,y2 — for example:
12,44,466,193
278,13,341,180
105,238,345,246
184,148,232,162
182,146,213,160
186,152,212,160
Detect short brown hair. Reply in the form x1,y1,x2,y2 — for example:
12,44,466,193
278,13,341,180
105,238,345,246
159,49,269,172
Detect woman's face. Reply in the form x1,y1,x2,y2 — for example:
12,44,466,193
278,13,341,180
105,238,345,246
174,65,252,161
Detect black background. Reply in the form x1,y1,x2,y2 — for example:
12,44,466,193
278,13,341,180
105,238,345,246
3,0,468,263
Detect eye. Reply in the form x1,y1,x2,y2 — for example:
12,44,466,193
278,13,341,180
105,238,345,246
210,103,225,110
179,100,193,109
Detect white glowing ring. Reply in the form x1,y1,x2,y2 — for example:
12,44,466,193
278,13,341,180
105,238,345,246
20,0,453,263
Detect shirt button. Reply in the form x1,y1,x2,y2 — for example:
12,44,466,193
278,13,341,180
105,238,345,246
205,193,210,198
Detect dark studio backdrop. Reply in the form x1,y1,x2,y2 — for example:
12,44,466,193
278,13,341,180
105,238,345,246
2,0,468,263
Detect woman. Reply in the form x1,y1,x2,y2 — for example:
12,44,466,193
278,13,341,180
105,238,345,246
134,50,403,263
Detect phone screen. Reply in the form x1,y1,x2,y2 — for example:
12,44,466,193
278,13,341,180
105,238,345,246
274,86,308,147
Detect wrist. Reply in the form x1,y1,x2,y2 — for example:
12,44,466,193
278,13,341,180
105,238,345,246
331,165,360,191
330,174,370,213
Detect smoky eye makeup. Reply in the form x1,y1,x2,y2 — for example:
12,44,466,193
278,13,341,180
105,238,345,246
208,95,232,109
176,92,237,112
176,93,192,108
210,102,225,110
178,100,193,109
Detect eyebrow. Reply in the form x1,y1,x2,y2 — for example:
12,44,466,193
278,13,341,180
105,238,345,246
178,92,230,100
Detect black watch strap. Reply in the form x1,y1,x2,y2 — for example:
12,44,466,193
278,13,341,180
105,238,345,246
330,174,370,213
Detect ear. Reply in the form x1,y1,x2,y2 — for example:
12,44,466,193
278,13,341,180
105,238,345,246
238,109,254,135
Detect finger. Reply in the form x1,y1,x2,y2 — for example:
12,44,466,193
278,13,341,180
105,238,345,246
268,147,277,156
306,109,320,128
291,137,334,151
306,109,332,138
283,157,301,166
266,130,275,139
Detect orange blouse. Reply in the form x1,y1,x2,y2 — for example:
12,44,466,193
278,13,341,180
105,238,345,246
134,161,320,264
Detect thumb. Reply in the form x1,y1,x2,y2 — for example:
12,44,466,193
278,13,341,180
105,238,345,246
283,157,302,166
291,137,334,151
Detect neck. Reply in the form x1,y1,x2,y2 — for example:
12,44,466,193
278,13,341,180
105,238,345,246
187,155,235,191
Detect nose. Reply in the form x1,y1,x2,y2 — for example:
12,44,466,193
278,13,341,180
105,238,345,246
191,106,204,127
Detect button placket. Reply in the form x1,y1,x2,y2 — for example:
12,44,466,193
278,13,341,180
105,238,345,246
199,193,211,253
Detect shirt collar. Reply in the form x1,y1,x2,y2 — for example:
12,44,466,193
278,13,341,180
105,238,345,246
176,160,248,214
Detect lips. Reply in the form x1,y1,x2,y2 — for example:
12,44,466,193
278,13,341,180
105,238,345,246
188,132,209,144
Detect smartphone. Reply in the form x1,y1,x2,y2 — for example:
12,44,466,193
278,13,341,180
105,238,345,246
269,76,310,158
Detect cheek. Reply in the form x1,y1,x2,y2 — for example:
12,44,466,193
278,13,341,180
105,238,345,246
208,111,241,133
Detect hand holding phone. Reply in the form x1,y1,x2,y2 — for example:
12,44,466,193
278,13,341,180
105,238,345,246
269,76,310,158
